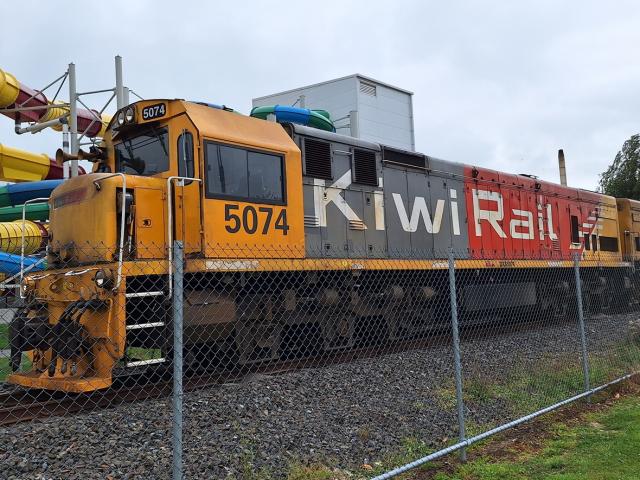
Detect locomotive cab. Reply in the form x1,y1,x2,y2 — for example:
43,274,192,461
8,99,304,392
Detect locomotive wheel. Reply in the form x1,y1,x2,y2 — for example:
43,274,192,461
235,321,282,364
354,315,389,347
280,322,324,359
539,285,568,320
321,316,355,351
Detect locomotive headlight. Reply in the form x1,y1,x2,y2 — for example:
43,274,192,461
21,277,35,296
94,269,113,289
124,107,135,123
116,111,125,126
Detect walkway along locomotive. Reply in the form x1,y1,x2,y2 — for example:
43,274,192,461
7,99,639,392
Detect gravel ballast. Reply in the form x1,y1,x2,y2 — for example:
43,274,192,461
1,312,638,479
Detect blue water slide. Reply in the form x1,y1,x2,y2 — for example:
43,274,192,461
0,179,63,209
0,251,46,275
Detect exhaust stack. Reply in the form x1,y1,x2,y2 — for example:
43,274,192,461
558,149,567,186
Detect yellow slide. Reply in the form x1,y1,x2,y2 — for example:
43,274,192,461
0,143,63,182
0,220,47,255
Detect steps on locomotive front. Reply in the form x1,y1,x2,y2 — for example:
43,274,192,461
124,357,166,367
124,291,164,298
126,321,165,330
123,278,168,368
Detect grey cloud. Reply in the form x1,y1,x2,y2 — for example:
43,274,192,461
1,0,639,190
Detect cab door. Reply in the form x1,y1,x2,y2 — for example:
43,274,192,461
172,118,202,254
200,139,304,259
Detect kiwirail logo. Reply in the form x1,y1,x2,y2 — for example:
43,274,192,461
309,174,561,242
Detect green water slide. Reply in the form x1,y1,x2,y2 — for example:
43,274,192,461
0,203,49,222
250,105,335,132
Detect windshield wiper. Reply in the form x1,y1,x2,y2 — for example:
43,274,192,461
149,125,169,157
120,141,145,174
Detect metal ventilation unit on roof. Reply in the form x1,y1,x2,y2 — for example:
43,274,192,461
252,74,416,151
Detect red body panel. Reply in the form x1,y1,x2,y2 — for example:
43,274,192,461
464,165,605,260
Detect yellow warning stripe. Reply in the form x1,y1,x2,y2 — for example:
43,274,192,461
175,257,632,274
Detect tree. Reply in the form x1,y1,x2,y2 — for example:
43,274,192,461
599,134,640,199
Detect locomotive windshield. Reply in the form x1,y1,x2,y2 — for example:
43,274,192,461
114,127,169,175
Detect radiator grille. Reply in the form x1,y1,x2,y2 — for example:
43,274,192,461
353,149,378,186
303,138,332,179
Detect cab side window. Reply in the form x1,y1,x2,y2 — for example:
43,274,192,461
177,132,194,183
204,141,285,204
570,215,580,244
599,236,618,252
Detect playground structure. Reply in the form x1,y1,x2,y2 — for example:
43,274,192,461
0,57,130,277
0,143,80,182
0,67,110,138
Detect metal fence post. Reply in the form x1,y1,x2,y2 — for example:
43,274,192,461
448,248,466,462
172,241,184,479
573,254,591,399
67,62,79,177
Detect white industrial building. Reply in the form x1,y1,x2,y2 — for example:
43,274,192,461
252,74,416,151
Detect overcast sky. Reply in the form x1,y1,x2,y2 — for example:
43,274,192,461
2,1,639,190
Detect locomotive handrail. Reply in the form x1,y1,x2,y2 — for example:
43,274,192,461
166,175,202,299
93,173,127,291
20,197,50,293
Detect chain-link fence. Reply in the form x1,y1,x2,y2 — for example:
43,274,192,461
0,242,639,479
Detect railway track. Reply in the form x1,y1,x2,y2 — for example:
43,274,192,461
0,375,223,427
0,312,593,426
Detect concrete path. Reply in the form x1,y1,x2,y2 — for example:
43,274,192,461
0,308,17,324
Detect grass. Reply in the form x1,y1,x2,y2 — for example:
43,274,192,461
0,355,32,381
126,347,162,361
429,389,640,479
460,342,640,417
287,464,343,480
0,323,8,349
589,343,640,385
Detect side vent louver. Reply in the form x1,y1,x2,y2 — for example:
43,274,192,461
353,149,378,186
303,138,332,179
304,215,320,227
360,82,377,96
382,146,426,170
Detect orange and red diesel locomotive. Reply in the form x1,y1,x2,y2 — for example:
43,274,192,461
8,99,640,392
